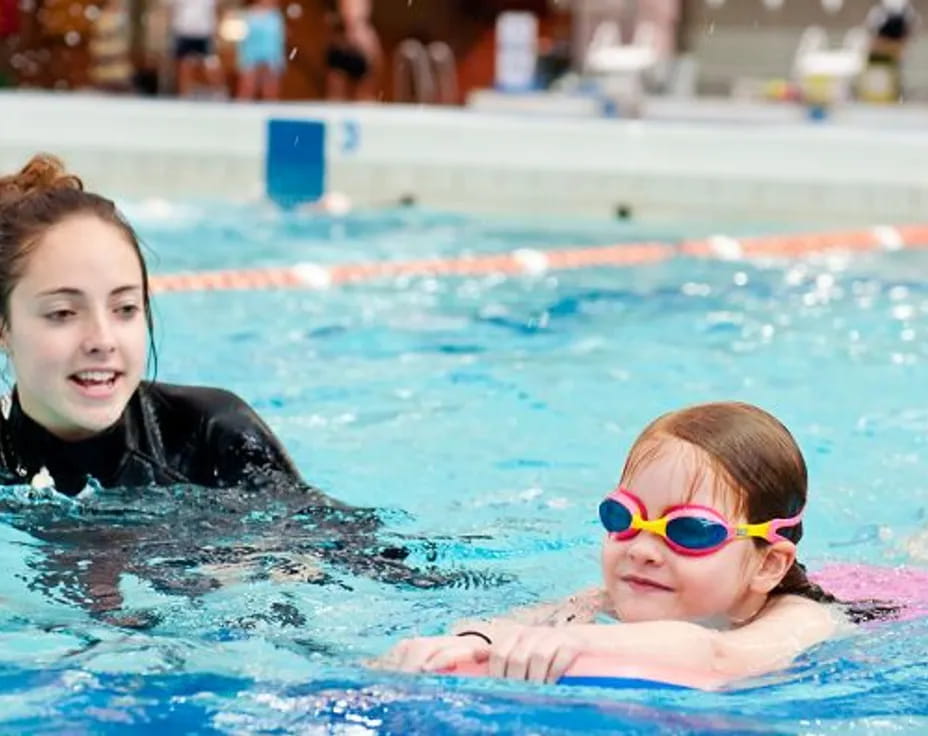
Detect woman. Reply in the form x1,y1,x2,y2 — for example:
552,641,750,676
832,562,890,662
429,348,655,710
0,154,445,622
0,154,339,499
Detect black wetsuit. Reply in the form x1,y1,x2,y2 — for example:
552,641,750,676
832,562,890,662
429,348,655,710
0,382,460,614
0,380,338,500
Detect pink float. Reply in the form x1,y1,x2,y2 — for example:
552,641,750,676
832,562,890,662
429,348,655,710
809,563,928,622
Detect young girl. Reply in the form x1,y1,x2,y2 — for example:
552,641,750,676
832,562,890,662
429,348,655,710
0,153,341,500
380,402,841,684
236,0,286,101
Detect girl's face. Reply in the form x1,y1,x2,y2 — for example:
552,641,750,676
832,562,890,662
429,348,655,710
1,215,148,440
601,438,769,625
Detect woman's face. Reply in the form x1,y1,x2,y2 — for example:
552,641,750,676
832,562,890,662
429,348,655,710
2,215,148,440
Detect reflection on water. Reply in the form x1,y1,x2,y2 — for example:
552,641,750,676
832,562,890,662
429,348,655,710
0,483,507,630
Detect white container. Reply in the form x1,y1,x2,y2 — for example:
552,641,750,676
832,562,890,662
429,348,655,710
495,11,538,92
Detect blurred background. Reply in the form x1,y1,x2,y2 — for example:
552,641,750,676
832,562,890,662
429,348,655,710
0,0,924,109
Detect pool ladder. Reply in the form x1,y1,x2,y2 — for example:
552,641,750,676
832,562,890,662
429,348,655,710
392,39,458,104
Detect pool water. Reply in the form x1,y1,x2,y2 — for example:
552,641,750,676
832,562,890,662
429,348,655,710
1,203,927,733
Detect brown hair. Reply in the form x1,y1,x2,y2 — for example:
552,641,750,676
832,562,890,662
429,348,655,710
0,153,157,372
621,402,898,622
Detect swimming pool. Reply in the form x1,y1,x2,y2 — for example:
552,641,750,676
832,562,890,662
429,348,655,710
1,202,927,733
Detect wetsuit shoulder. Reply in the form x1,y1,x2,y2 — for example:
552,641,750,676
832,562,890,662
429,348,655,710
138,382,302,489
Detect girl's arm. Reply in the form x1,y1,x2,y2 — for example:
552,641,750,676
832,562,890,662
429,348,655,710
520,594,837,680
380,594,837,683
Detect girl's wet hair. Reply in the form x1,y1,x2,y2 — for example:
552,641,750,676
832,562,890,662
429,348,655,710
622,402,899,623
0,154,157,373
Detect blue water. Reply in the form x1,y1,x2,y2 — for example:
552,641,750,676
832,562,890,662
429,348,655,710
2,202,928,733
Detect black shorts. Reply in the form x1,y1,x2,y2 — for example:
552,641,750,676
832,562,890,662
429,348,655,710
175,36,212,60
326,44,369,81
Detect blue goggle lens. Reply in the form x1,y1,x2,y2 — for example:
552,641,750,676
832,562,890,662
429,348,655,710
599,498,633,533
666,516,729,550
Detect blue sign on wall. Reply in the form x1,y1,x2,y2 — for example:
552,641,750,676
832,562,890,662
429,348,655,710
266,119,325,207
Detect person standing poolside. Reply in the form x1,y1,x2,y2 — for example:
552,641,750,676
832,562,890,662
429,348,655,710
0,154,341,501
380,402,842,684
325,0,382,101
236,0,286,101
859,0,920,102
166,0,225,97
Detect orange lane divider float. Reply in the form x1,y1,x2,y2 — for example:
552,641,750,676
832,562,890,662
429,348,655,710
149,224,928,295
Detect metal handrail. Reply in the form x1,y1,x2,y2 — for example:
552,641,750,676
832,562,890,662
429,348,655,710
393,38,433,103
393,38,457,104
427,41,457,104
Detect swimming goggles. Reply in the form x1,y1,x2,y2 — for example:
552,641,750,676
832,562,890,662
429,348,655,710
598,488,803,556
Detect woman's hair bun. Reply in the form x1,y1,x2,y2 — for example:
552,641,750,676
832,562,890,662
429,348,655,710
0,154,84,208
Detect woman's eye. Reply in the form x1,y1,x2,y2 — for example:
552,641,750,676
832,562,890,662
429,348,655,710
116,304,141,318
44,310,74,322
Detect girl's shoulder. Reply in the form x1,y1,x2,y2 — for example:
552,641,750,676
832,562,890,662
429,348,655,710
763,592,831,615
758,592,846,635
514,587,611,626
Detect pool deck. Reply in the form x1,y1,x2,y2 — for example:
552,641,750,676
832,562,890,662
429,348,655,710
1,90,926,223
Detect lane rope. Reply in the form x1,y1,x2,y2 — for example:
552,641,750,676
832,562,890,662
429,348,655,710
149,224,928,294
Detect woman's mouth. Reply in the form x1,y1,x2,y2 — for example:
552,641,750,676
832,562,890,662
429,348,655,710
69,370,121,398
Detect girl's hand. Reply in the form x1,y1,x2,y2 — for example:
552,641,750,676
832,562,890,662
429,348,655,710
375,634,490,674
488,626,585,684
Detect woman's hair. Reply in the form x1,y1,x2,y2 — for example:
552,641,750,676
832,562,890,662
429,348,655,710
0,154,157,373
621,402,898,622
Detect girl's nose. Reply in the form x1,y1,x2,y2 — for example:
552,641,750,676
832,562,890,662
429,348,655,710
624,530,666,566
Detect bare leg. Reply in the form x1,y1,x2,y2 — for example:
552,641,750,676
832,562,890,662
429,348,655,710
326,69,349,100
204,54,226,95
259,66,282,100
237,68,257,100
355,72,379,101
177,56,196,97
